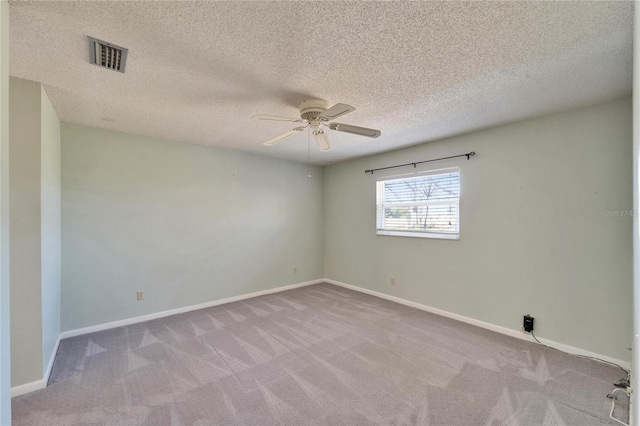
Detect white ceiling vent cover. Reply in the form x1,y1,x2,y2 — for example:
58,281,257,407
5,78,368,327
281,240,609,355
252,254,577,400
88,36,128,73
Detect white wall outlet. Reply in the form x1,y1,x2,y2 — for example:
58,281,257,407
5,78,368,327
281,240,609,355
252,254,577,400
391,277,396,285
137,291,144,301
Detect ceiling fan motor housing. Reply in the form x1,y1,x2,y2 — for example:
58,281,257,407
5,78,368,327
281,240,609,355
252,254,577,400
299,99,329,120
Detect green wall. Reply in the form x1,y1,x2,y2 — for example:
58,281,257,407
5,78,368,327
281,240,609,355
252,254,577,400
61,124,324,331
324,97,632,362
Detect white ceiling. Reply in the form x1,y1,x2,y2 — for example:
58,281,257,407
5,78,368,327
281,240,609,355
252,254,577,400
9,1,633,165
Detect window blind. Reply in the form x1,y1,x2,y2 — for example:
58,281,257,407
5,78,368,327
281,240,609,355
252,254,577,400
376,168,460,238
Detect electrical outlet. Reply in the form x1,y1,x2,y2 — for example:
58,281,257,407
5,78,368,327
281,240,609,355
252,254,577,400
391,277,396,285
137,291,144,301
523,314,534,332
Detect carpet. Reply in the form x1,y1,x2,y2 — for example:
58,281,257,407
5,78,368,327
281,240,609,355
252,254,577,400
12,283,630,425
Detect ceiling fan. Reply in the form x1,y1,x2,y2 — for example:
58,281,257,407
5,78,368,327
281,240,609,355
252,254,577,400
252,99,381,151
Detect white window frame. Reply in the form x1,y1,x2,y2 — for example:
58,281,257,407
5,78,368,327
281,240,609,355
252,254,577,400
376,167,460,240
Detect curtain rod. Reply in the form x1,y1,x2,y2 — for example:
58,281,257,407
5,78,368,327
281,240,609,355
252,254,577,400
364,151,475,174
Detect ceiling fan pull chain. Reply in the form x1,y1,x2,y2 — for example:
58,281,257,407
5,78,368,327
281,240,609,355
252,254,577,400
307,127,311,178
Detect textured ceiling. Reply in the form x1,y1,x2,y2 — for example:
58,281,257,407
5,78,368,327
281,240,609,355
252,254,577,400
9,1,633,165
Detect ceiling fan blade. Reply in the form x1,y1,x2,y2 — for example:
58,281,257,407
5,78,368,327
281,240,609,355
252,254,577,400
328,122,381,138
262,127,306,146
313,129,331,151
318,103,355,121
252,114,306,123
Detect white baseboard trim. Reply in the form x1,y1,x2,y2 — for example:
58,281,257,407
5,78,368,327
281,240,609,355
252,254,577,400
11,334,62,398
44,334,62,386
11,379,45,398
325,279,631,371
60,279,324,340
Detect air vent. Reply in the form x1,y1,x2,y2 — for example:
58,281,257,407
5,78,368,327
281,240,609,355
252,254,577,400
88,36,128,73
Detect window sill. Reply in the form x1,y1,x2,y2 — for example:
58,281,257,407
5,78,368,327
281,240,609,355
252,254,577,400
376,230,459,240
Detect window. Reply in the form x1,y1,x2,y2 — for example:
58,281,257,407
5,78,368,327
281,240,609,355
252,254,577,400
376,168,460,239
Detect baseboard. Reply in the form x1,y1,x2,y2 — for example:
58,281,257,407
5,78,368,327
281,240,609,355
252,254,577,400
324,279,632,371
60,279,324,339
44,334,62,386
11,334,61,398
10,379,45,398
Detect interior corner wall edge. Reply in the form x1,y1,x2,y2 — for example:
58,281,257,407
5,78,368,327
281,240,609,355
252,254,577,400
60,123,324,331
8,77,62,390
40,85,61,378
324,96,633,362
0,1,11,423
9,77,44,387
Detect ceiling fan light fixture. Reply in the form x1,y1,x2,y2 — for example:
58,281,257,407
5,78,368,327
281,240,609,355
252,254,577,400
313,129,331,151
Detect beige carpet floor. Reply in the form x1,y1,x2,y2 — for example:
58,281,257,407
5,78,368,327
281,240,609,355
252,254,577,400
12,283,630,425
